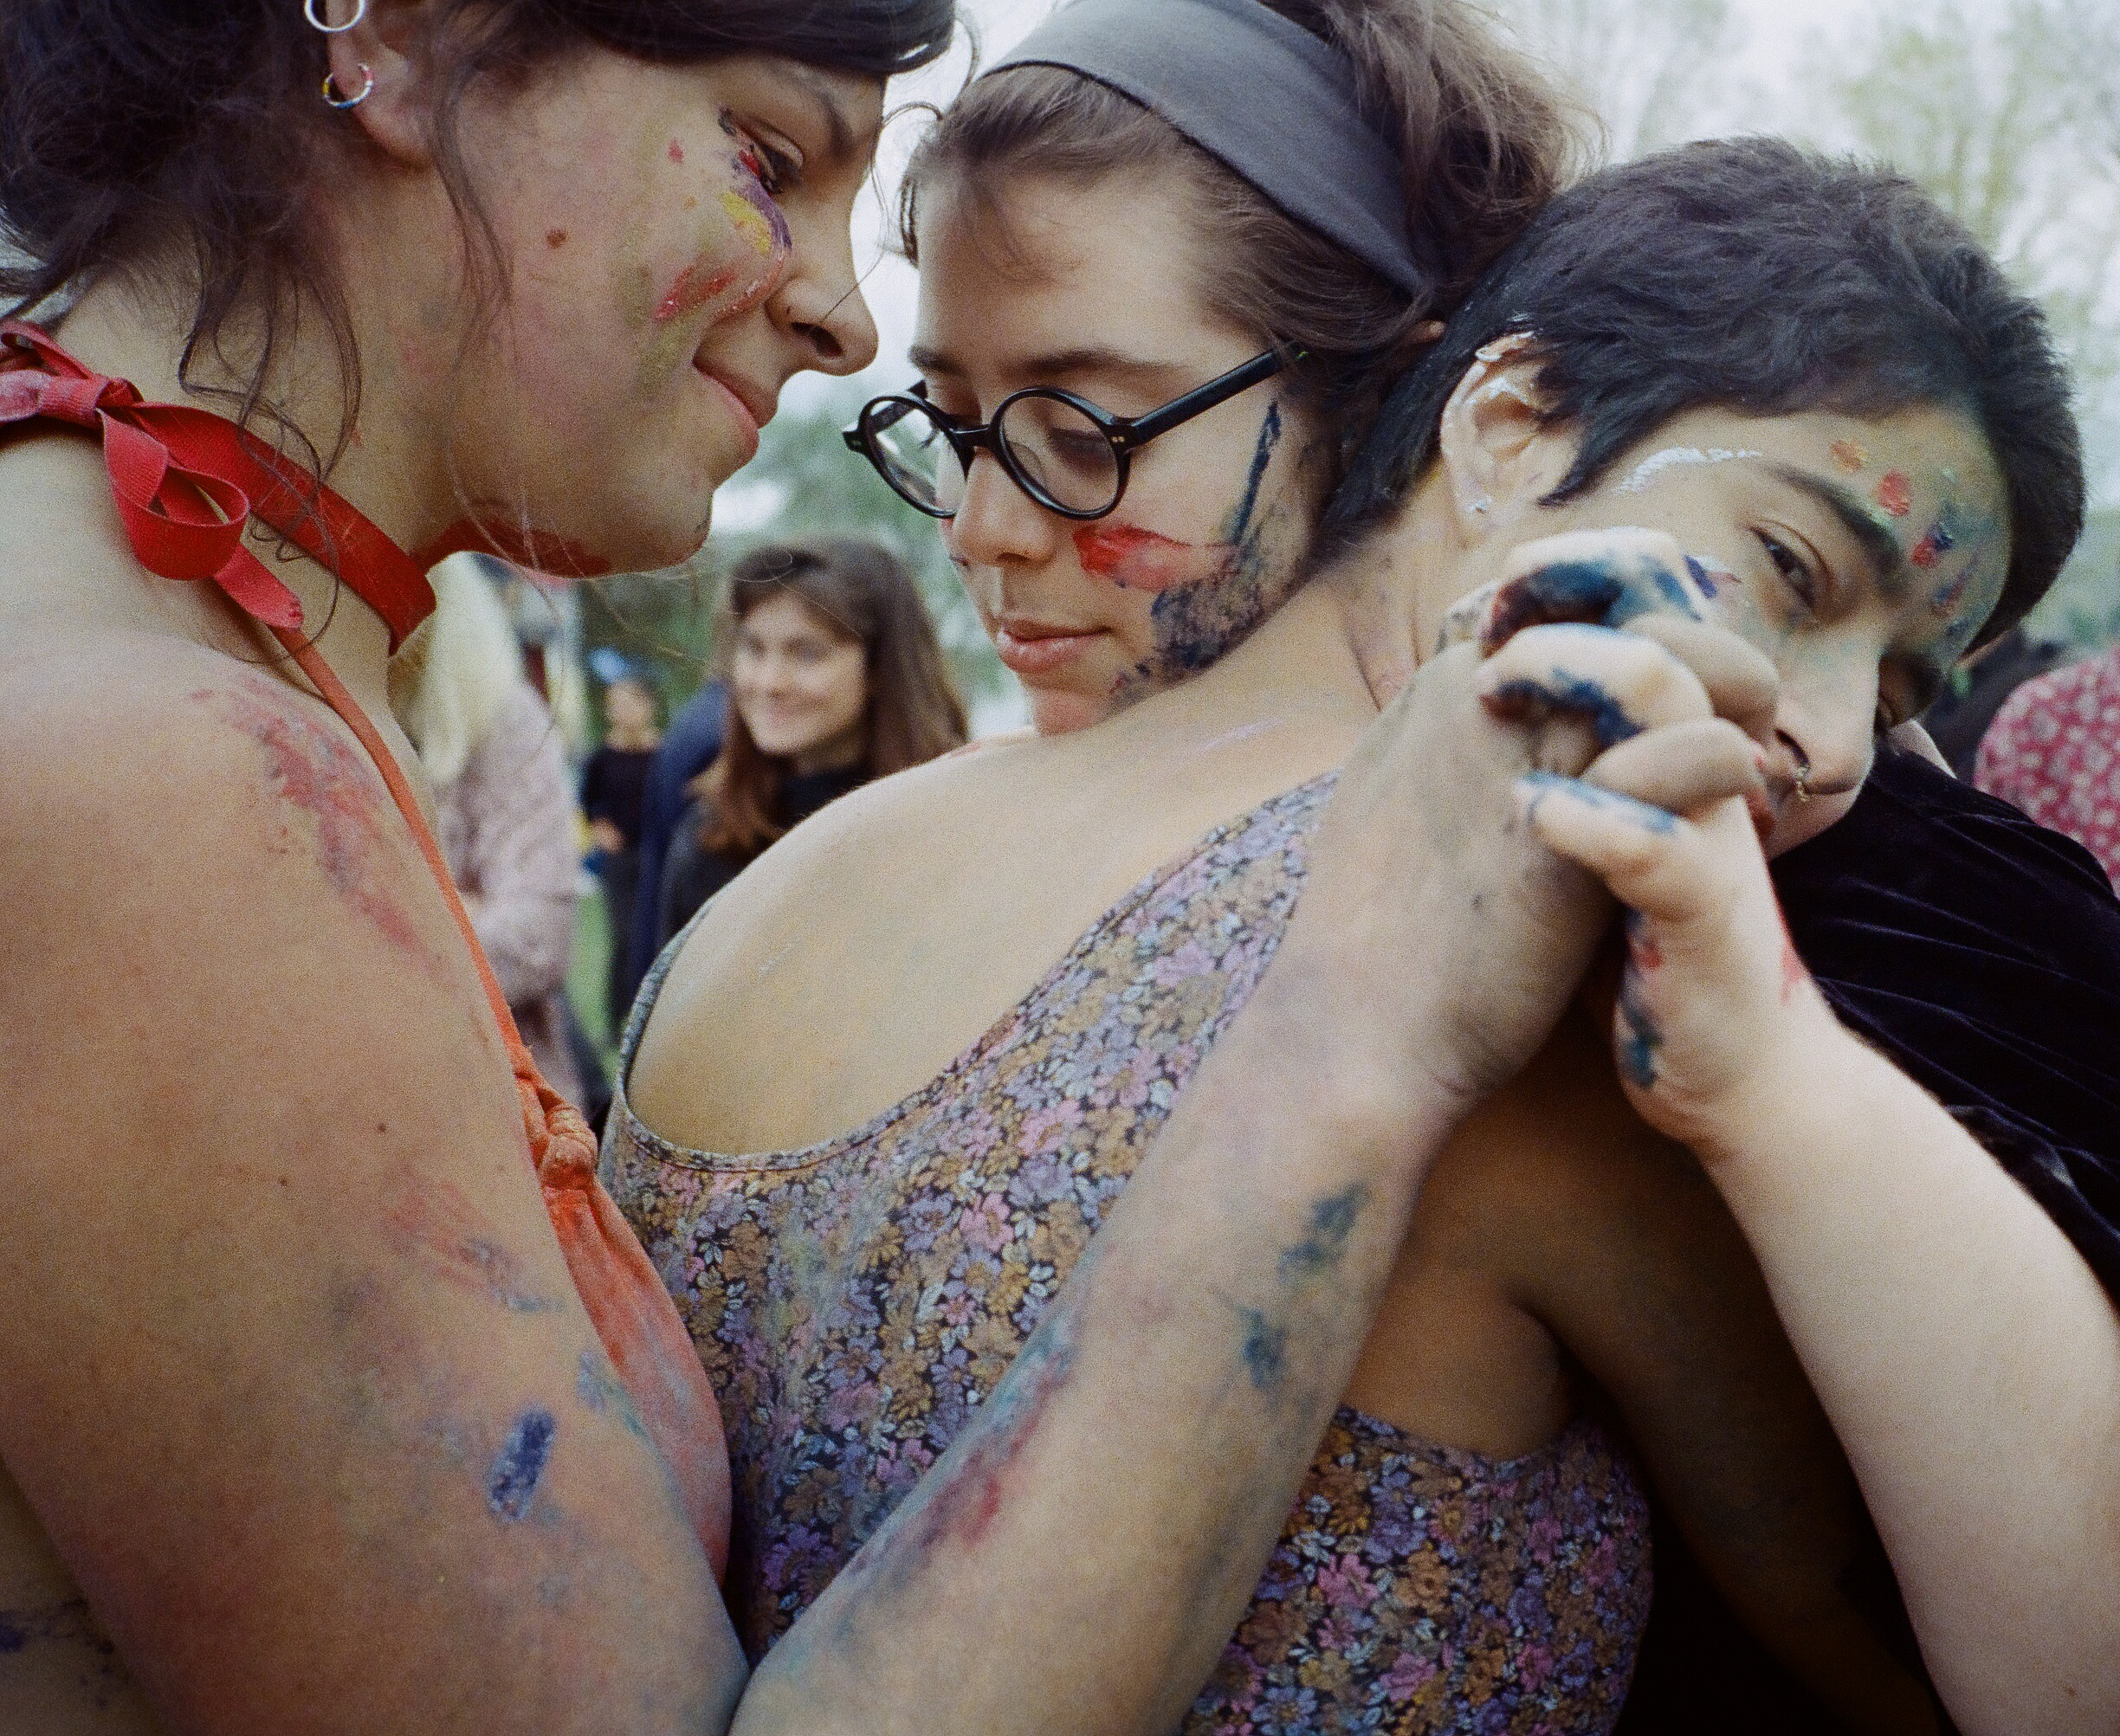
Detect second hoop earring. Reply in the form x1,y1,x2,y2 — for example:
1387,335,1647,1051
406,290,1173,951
322,63,375,109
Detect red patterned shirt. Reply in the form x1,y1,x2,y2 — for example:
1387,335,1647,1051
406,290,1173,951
1976,644,2120,888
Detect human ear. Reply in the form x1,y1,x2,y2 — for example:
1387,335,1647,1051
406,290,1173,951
1433,333,1574,541
323,0,438,170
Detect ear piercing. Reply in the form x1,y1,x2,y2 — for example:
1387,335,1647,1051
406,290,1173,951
306,0,370,30
322,63,375,108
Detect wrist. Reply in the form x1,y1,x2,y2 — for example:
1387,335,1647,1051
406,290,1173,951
1680,988,1871,1173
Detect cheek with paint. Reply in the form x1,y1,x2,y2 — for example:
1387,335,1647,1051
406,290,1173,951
652,147,793,329
1070,524,1231,593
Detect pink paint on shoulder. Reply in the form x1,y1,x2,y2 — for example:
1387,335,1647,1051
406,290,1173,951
1072,523,1229,592
203,685,430,960
1875,472,1914,518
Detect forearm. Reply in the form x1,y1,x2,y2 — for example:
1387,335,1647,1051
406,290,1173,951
1699,1020,2120,1735
736,943,1460,1736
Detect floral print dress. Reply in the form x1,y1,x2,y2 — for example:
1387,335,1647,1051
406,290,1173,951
606,774,1653,1733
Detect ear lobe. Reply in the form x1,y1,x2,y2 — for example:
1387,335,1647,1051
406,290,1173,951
324,2,435,169
1435,332,1562,538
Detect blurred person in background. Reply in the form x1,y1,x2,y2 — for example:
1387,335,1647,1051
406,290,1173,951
654,539,966,952
392,558,585,1109
1921,623,2072,778
620,676,727,1009
1976,639,2120,887
581,666,662,1032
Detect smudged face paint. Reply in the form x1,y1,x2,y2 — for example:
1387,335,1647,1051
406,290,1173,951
383,1166,561,1315
410,55,881,579
1451,401,2008,858
912,172,1328,734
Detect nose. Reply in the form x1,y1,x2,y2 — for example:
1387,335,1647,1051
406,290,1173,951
946,449,1067,573
1773,677,1876,803
772,211,879,377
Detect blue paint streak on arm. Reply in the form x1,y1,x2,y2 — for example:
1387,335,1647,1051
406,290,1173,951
488,1408,557,1522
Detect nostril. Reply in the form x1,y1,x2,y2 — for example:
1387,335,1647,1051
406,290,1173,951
792,319,844,366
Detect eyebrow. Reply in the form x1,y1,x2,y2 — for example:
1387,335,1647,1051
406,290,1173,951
777,66,871,165
906,343,1198,394
1768,463,1909,591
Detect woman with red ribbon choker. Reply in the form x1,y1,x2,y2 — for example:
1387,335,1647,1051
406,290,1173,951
0,3,1724,1733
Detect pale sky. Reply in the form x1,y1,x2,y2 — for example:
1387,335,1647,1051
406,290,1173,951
817,0,1883,409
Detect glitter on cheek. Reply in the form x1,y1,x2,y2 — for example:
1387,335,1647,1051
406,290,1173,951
1875,472,1915,517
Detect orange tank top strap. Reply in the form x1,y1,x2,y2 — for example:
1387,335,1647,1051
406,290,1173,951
0,319,731,1576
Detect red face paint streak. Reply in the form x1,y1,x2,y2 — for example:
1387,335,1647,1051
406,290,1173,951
544,228,567,248
1629,927,1664,972
416,519,612,579
1875,472,1914,518
382,1167,559,1313
1071,524,1231,593
204,687,428,958
668,139,685,165
655,259,742,323
1830,439,1869,474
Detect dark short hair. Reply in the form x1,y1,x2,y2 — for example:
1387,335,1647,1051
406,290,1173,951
1323,137,2084,642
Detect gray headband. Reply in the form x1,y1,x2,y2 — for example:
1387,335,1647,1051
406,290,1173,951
989,0,1427,299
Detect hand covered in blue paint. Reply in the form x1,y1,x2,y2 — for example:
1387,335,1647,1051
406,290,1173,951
1295,560,1776,1112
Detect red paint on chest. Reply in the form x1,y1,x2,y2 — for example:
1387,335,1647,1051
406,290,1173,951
1876,472,1914,518
1071,524,1226,592
655,259,741,322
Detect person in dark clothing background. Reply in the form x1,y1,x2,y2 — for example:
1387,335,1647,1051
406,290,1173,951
653,539,968,953
580,669,661,1035
618,680,727,1009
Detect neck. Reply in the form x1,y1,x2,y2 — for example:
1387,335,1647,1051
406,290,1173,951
792,730,866,778
31,275,451,768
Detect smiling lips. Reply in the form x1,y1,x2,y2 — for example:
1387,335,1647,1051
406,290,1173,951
992,618,1108,677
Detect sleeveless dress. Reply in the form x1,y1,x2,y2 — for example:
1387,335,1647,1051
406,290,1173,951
607,774,1654,1734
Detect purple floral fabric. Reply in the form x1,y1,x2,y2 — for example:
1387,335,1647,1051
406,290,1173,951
606,774,1651,1732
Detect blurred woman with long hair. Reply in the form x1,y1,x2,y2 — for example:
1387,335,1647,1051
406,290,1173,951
656,539,966,946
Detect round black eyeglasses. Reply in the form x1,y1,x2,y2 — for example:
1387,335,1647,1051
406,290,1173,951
841,347,1290,522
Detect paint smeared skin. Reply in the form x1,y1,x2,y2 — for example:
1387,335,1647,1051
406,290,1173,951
1875,472,1915,518
1487,673,1645,749
1614,445,1763,494
1232,1184,1370,1394
576,1349,654,1445
1479,554,1701,649
1113,401,1290,698
1071,523,1227,592
656,260,743,323
1521,771,1677,834
197,685,430,960
488,1409,558,1521
1616,979,1664,1088
1830,439,1869,474
383,1175,562,1315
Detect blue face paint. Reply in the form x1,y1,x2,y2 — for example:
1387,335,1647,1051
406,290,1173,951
488,1409,557,1522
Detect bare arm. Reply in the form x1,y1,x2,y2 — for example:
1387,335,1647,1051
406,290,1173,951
1492,1018,1937,1733
1527,746,2120,1735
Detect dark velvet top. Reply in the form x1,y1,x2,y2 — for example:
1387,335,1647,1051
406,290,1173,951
1621,746,2120,1733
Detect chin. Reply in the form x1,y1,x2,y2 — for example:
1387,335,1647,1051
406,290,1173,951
1027,687,1117,736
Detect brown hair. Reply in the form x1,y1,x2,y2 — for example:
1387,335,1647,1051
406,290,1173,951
0,0,955,470
700,539,968,856
901,0,1580,474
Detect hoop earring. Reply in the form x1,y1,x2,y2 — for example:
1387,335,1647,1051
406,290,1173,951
321,63,375,109
306,0,371,32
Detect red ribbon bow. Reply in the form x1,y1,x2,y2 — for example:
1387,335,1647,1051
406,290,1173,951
0,320,434,649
